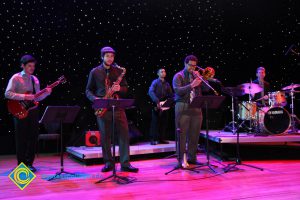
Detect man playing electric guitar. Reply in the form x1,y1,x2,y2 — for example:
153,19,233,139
148,68,173,145
5,55,52,172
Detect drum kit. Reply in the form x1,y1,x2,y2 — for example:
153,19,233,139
223,83,300,135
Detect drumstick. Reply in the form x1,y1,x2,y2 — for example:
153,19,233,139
255,95,268,102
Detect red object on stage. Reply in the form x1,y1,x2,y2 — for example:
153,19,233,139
85,131,101,147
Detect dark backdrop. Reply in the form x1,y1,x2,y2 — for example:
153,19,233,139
1,0,299,154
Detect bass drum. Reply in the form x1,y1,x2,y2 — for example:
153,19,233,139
259,107,290,134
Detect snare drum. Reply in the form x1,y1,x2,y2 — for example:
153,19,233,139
258,107,290,134
238,101,257,120
268,91,287,107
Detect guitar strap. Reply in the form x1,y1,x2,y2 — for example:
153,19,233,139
31,76,36,94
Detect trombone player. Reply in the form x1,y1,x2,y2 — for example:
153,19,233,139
172,55,203,165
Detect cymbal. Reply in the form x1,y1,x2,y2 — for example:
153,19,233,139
283,90,300,94
238,83,263,95
281,84,300,91
222,87,245,97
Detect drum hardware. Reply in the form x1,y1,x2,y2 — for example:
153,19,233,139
255,95,268,102
268,91,287,107
236,101,256,133
222,87,244,133
238,82,263,95
223,82,264,172
281,83,300,91
253,106,268,135
237,81,263,133
238,101,257,121
222,84,262,134
291,114,300,128
282,83,300,133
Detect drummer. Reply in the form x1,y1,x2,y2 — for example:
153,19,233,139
252,66,270,107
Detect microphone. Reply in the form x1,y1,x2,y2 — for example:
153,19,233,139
285,44,295,56
112,62,119,67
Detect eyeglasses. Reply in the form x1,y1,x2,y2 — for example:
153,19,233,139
187,63,197,67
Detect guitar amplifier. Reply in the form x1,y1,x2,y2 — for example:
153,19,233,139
85,131,101,147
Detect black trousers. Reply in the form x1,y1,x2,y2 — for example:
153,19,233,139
96,110,130,167
150,108,170,141
14,109,39,166
175,102,203,162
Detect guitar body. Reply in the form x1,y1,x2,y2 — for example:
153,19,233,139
159,100,170,111
7,94,38,119
6,75,66,119
153,100,170,112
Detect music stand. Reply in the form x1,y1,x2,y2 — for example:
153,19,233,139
190,95,225,173
93,98,135,184
39,106,80,181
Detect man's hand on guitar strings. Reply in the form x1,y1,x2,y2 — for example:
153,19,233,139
45,87,52,95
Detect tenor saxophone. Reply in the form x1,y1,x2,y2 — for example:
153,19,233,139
95,65,126,117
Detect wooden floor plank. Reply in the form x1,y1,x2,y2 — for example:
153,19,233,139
1,154,300,200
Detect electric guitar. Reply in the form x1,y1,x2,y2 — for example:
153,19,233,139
157,100,170,111
154,97,174,112
7,75,66,119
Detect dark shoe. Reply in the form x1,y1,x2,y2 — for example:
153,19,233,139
27,165,37,172
150,141,158,145
187,160,203,165
101,163,113,172
121,165,139,173
159,140,169,144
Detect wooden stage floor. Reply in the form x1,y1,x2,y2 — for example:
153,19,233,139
1,154,300,200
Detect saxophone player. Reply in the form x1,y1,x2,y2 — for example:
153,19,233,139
86,46,138,173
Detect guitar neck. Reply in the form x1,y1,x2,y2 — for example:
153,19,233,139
34,81,60,99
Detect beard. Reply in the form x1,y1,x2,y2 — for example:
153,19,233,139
104,60,113,66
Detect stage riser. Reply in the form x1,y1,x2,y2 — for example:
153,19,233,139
66,141,176,160
200,130,300,144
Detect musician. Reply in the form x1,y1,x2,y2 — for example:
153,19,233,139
148,68,173,145
252,66,270,106
173,55,203,165
86,46,138,173
5,55,52,172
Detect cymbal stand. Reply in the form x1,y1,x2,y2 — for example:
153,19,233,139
289,86,298,133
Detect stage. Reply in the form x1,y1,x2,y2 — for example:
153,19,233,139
66,141,176,163
1,153,300,199
66,130,300,163
199,130,300,160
